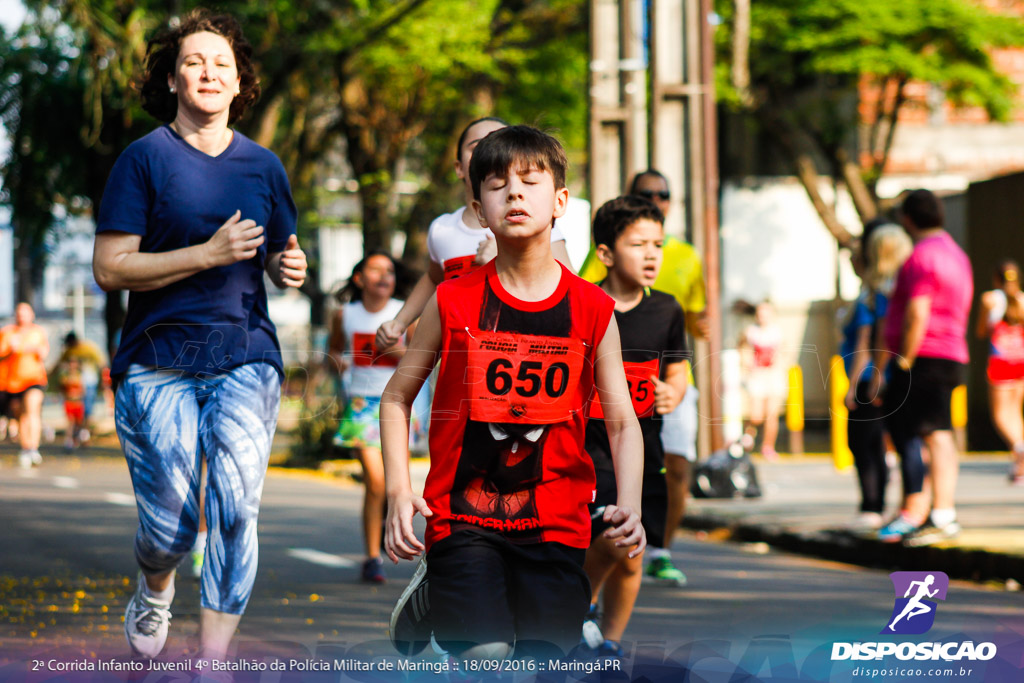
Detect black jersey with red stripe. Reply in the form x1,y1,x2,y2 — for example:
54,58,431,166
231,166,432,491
425,260,615,550
585,288,688,475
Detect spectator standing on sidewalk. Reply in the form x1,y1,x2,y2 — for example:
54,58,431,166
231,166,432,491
739,300,786,460
975,260,1024,484
840,222,912,529
873,190,973,545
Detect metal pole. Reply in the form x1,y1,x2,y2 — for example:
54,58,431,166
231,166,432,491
699,0,724,450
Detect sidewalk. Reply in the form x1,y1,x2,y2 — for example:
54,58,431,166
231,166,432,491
680,454,1024,585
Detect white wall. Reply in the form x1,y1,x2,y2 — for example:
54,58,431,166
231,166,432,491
720,178,863,418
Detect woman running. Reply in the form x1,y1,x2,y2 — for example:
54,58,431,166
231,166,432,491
93,9,306,661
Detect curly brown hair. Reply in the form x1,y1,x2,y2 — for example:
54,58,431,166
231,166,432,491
140,8,260,124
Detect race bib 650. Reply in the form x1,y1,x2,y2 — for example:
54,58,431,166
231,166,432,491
465,330,586,423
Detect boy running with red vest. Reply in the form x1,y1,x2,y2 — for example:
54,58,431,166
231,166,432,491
380,126,645,662
581,195,689,658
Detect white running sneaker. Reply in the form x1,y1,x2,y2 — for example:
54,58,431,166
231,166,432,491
124,577,172,658
389,558,431,656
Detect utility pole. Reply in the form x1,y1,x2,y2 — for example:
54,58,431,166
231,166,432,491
590,0,722,452
589,0,647,211
649,0,722,452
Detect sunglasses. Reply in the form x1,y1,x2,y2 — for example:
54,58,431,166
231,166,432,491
636,189,670,201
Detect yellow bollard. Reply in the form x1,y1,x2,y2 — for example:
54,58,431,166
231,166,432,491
830,355,854,471
951,384,967,452
951,385,967,428
786,365,805,454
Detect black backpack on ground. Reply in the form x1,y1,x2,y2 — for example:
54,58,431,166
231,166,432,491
691,442,763,499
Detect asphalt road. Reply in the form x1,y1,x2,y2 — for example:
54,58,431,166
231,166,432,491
1,449,1022,682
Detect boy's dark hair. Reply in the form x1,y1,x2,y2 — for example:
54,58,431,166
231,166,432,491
592,195,665,249
456,117,509,162
468,125,568,200
140,8,260,124
900,189,944,230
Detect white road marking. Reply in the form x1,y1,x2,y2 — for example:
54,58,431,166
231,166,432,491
105,492,136,506
53,476,79,489
287,548,356,569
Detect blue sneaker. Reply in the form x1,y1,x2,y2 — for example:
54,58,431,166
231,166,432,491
597,640,624,658
877,514,920,543
361,557,386,583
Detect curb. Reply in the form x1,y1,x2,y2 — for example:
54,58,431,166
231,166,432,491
681,513,1024,585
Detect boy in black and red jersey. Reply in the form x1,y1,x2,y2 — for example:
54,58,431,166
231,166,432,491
581,195,690,658
380,126,645,661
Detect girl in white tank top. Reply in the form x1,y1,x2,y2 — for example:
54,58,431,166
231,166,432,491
328,251,418,583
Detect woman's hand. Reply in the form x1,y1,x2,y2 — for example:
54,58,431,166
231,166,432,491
204,210,264,267
274,235,307,287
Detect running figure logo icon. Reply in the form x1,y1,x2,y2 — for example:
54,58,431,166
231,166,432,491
882,571,950,635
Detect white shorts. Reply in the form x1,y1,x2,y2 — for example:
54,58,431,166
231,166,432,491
660,386,698,462
746,367,787,401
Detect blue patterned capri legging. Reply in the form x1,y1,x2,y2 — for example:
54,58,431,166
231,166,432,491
115,363,281,614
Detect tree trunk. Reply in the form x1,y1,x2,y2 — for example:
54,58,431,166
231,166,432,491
359,182,394,253
762,107,857,248
731,0,753,106
13,219,35,307
792,154,856,248
103,290,125,362
836,148,878,224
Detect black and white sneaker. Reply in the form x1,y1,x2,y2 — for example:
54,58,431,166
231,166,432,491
903,520,961,547
389,558,431,656
124,575,172,658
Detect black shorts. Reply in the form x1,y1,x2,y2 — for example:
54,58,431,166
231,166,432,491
7,384,46,399
590,467,668,548
883,358,964,439
426,530,590,658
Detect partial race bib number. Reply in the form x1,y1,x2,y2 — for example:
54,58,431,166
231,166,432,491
443,255,479,280
465,330,586,423
587,358,660,419
351,332,399,367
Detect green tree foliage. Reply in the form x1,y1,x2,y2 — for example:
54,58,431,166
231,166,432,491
0,0,588,338
715,0,1024,245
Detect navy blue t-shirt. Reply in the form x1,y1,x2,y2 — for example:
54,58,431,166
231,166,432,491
97,125,297,378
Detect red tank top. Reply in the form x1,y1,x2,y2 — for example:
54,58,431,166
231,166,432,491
425,260,615,550
990,320,1024,364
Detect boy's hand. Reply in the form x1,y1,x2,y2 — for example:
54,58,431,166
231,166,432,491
652,374,682,415
475,235,497,265
385,491,433,563
602,505,647,558
376,319,407,351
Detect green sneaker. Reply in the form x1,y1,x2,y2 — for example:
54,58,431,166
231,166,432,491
190,546,205,579
645,556,687,586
